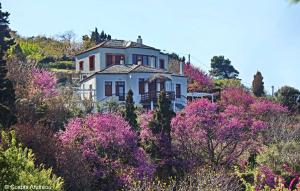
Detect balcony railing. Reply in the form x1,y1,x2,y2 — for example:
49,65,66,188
140,91,175,103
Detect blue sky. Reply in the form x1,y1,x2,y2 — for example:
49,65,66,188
2,0,300,93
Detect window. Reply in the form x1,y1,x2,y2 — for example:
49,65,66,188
89,55,95,71
159,59,165,69
139,79,145,94
105,81,112,96
79,61,84,70
176,84,181,98
115,81,125,101
106,54,125,67
132,54,156,66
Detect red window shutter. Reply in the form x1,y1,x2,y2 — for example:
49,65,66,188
105,81,112,96
89,56,95,71
139,79,145,94
79,61,84,70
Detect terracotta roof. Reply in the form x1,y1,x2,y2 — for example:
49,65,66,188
76,39,160,56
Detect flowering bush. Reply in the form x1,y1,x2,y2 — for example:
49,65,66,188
171,99,267,168
184,63,214,92
250,98,288,119
220,87,255,108
29,68,57,98
58,113,155,190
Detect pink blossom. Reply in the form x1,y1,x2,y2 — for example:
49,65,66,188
58,113,155,188
250,98,287,117
221,87,255,108
184,63,214,92
30,68,58,97
171,98,265,168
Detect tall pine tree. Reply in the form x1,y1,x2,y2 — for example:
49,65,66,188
124,89,138,131
252,71,265,97
0,3,16,129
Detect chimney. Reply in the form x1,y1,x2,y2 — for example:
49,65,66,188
179,61,184,76
137,35,143,44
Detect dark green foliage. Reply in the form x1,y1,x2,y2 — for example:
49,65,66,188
149,91,176,177
168,53,185,62
252,71,265,97
86,27,112,45
0,3,16,129
275,86,300,112
291,0,300,3
39,61,75,70
124,89,138,131
209,55,239,79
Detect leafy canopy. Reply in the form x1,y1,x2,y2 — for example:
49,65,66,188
275,86,300,112
0,130,64,190
209,55,239,79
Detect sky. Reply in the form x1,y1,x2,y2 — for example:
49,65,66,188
2,0,300,93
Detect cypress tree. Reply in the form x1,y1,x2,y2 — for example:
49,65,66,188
149,91,176,177
124,89,138,131
0,3,16,129
252,71,265,97
149,91,175,159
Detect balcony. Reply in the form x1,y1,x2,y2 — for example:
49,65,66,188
140,91,175,104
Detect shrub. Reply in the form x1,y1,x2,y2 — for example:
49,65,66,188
257,141,300,176
220,87,255,108
129,167,241,191
58,113,155,190
0,130,63,190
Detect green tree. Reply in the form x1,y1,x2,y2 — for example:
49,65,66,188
124,89,138,131
0,130,64,190
252,71,265,97
149,91,175,177
291,0,300,3
214,78,242,89
0,3,16,129
209,55,239,79
275,86,300,112
90,27,100,44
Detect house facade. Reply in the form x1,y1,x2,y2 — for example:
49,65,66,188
75,36,187,110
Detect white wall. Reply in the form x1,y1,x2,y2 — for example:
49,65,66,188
80,76,97,100
75,47,169,76
81,72,187,104
75,48,101,78
95,74,129,101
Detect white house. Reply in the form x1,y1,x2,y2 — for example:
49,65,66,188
75,36,187,110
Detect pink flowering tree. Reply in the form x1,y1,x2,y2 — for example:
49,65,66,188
29,68,58,98
184,63,214,92
171,99,267,168
220,87,255,108
250,98,287,120
58,113,155,190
